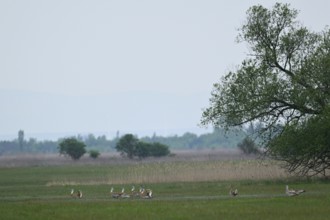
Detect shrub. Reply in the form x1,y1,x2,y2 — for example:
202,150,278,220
58,138,86,160
149,142,170,157
116,134,171,159
115,134,139,159
89,150,100,159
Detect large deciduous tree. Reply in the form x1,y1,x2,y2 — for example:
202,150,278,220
201,3,330,177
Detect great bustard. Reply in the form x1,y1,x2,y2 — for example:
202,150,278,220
120,187,130,198
70,189,75,197
110,187,125,199
77,190,83,198
131,185,140,197
285,185,305,196
70,189,83,198
139,186,153,199
229,188,239,197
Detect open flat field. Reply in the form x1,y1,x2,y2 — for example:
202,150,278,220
0,151,330,219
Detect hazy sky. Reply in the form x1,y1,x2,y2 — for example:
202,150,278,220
1,0,329,140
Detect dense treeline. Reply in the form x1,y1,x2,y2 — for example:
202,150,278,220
0,138,58,155
141,128,245,149
116,134,170,159
0,128,246,155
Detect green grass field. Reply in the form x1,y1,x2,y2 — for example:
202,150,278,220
0,159,330,219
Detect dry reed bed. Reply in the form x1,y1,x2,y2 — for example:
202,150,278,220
46,159,290,186
0,150,291,185
0,149,251,167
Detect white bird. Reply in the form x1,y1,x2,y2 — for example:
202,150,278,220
286,185,305,196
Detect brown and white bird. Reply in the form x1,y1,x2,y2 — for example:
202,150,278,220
285,185,305,196
121,187,130,198
77,190,83,198
110,187,124,199
70,189,83,198
230,188,239,197
131,185,139,197
139,186,153,199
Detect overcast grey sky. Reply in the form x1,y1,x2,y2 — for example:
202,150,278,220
1,0,329,140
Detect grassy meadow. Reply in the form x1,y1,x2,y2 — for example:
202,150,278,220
0,153,330,219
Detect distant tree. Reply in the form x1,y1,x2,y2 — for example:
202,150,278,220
134,142,170,158
115,134,139,159
18,130,24,151
0,141,17,155
181,132,198,149
116,134,171,159
149,142,170,157
89,150,100,159
135,142,151,159
85,134,97,146
58,138,86,160
237,137,259,155
141,128,245,149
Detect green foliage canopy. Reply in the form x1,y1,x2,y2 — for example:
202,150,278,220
89,150,100,159
116,134,170,159
237,136,259,155
115,134,139,159
58,138,86,160
201,3,330,176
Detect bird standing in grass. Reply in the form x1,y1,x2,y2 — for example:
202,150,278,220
140,186,153,199
230,188,239,197
70,189,83,198
110,187,124,199
70,189,75,197
131,186,139,197
77,190,83,198
121,187,130,198
229,184,238,197
286,185,305,196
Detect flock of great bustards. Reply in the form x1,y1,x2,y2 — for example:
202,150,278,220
70,185,305,199
70,186,153,199
229,185,305,197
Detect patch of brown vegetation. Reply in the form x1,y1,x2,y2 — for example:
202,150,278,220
0,149,253,167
